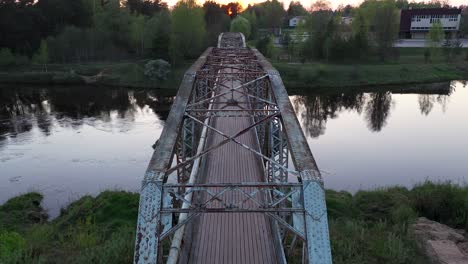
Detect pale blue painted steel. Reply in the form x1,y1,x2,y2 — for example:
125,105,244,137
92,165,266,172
134,171,163,264
292,191,305,236
302,170,332,264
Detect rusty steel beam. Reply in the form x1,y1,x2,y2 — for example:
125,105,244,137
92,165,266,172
134,32,331,264
252,48,332,264
133,48,212,264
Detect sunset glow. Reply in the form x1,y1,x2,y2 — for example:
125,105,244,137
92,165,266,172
180,0,467,10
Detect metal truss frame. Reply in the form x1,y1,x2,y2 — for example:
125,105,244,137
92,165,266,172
134,33,332,264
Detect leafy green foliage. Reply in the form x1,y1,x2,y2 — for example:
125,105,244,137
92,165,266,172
0,48,15,67
256,35,274,58
0,192,47,231
411,181,468,230
3,182,468,263
169,0,206,64
32,40,49,71
0,231,26,260
144,59,171,81
203,1,230,45
428,20,444,47
230,16,251,39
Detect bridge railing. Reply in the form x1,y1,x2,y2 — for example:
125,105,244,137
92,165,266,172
134,33,331,264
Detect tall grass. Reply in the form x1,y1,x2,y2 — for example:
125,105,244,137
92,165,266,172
1,182,467,263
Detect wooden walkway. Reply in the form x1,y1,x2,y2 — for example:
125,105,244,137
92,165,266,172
182,68,278,264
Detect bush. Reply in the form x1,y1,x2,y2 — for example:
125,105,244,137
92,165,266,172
256,35,274,58
144,59,171,81
0,231,26,260
0,48,15,67
411,181,468,230
230,16,251,39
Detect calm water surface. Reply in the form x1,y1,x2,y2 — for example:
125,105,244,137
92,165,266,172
291,80,468,191
0,81,467,217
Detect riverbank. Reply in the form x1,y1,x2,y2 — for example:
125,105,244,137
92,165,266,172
0,61,192,90
1,53,467,92
274,61,468,91
1,181,467,263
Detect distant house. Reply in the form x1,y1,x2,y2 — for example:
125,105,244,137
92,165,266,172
341,16,353,25
289,16,306,28
399,8,461,39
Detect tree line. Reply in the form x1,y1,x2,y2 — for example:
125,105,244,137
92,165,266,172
233,0,468,62
1,0,467,67
0,0,238,66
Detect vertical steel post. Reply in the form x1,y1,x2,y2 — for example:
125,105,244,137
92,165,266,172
301,170,332,264
134,171,163,264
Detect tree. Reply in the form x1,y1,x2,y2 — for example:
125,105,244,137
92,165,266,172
257,0,285,29
125,0,167,16
169,0,206,64
130,15,146,56
203,1,230,45
373,0,399,61
0,48,15,67
230,16,251,39
428,20,444,49
145,10,171,59
352,9,369,59
287,1,308,18
256,35,274,58
32,40,49,72
222,2,242,18
242,10,258,40
461,6,468,37
311,0,332,12
301,10,335,60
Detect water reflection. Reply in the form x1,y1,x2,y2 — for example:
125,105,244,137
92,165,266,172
0,86,173,217
292,82,456,137
291,81,467,191
0,86,173,141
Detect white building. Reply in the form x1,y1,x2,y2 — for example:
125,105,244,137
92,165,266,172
289,16,306,28
400,8,462,39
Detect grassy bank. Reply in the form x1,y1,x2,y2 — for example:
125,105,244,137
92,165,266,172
271,47,468,90
0,61,192,90
274,61,468,91
2,49,468,92
2,181,467,263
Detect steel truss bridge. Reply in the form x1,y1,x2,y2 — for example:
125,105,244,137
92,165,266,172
134,33,332,264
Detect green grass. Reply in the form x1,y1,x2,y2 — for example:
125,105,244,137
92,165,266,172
272,48,468,91
2,182,468,263
275,61,468,91
0,61,192,90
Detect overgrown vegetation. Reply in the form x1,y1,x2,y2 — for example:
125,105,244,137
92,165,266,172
2,181,468,263
274,47,468,89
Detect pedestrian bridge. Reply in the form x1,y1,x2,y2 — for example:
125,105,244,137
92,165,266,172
134,32,331,264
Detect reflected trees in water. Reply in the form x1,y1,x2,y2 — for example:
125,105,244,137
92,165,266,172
0,87,174,141
364,92,392,132
293,92,366,137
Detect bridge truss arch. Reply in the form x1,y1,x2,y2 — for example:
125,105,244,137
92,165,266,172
134,32,332,264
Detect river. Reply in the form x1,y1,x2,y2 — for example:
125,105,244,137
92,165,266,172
0,81,467,217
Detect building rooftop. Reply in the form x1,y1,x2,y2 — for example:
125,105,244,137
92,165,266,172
400,8,461,32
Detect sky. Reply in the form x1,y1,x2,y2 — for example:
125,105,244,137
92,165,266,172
180,0,467,10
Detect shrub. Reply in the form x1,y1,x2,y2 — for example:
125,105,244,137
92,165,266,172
0,48,15,67
256,35,274,58
144,59,171,82
230,16,251,39
0,231,26,259
411,181,468,230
